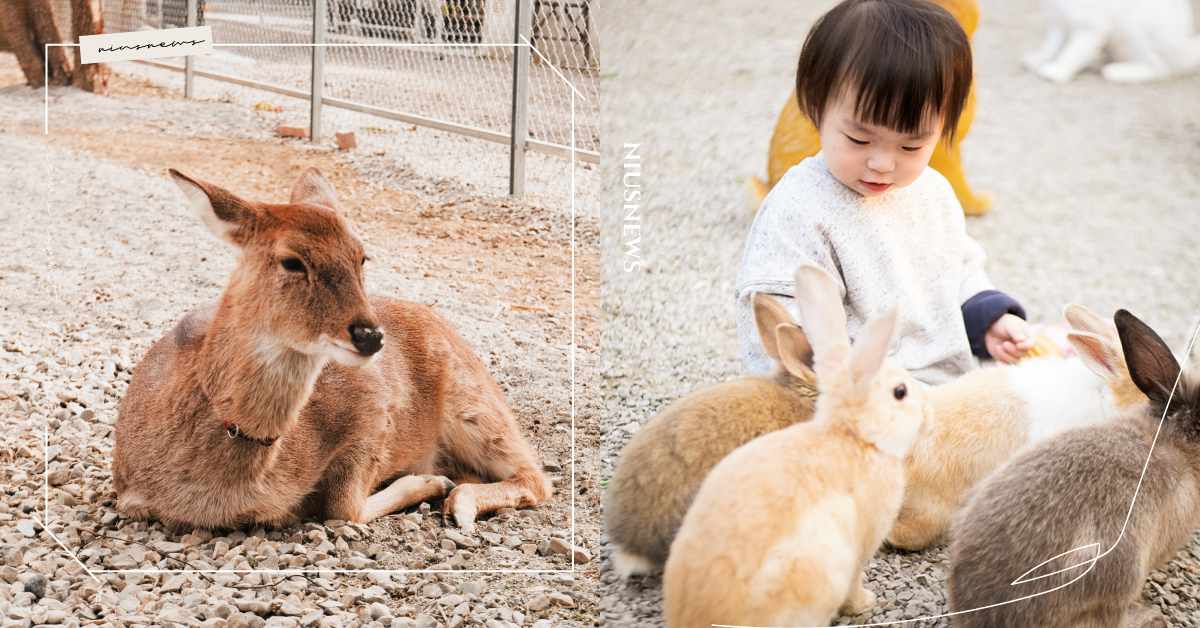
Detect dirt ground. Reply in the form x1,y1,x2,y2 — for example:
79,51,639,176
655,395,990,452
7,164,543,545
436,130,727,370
0,55,601,626
597,0,1200,626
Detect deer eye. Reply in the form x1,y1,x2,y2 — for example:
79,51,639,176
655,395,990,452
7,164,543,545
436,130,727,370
893,384,907,400
281,257,306,273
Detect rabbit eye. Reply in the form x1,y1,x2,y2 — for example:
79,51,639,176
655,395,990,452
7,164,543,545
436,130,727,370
893,384,907,400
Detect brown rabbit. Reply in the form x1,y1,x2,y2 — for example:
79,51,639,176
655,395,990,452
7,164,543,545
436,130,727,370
112,168,551,531
949,309,1198,628
604,292,817,576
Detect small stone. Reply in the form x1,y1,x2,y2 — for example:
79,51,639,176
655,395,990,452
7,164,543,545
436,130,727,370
547,538,571,556
368,602,390,620
548,592,574,607
460,581,484,597
47,468,70,486
278,599,305,616
335,132,357,150
414,614,437,628
16,520,36,537
527,594,551,612
235,599,272,615
438,594,465,606
275,125,307,139
226,612,267,628
43,609,67,624
22,574,46,599
444,530,478,548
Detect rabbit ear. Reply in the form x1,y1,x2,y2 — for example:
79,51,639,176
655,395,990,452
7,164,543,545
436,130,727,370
752,293,795,361
1064,304,1116,339
849,307,899,386
775,324,816,380
1067,330,1124,381
1116,309,1180,404
792,264,850,373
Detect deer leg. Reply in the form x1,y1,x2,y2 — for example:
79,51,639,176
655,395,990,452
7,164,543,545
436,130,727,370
320,445,454,523
360,474,456,522
437,407,552,532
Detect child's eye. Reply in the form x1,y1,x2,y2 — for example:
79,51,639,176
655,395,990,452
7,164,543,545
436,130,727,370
902,145,923,152
844,134,868,145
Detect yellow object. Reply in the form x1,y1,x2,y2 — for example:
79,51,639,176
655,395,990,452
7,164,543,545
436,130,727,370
754,0,991,216
1019,334,1065,360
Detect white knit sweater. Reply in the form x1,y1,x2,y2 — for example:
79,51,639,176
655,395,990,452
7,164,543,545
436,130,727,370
735,153,994,385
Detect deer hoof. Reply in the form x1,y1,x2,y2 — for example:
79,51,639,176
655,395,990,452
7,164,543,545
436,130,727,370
443,484,478,533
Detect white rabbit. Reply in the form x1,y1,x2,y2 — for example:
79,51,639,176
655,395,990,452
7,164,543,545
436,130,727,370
1024,0,1200,83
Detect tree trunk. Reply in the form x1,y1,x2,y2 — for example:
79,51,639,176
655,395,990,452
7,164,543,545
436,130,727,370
0,0,73,88
70,0,108,94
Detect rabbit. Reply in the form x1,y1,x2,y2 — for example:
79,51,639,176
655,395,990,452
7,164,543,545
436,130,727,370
661,264,931,627
888,304,1150,551
949,309,1199,628
604,291,818,578
1024,0,1200,83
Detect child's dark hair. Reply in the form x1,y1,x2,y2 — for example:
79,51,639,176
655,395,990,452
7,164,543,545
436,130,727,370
795,0,972,142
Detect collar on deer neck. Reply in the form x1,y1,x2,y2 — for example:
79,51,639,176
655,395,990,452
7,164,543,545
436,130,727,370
222,419,278,447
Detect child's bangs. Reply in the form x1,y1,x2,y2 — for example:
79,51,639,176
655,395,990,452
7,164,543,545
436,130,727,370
839,15,960,140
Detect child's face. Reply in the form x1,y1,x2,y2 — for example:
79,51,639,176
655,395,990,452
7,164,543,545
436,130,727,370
818,90,944,198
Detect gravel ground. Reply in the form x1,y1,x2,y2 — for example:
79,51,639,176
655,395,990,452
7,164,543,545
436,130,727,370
597,0,1200,626
0,56,602,627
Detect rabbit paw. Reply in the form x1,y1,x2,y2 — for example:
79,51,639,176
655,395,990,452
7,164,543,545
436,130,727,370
1035,62,1077,84
840,587,877,616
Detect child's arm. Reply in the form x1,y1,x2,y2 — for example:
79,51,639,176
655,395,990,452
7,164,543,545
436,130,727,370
957,235,1032,362
735,189,842,373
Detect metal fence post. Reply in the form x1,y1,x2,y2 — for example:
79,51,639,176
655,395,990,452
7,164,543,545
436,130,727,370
184,0,197,99
311,0,327,143
509,0,533,197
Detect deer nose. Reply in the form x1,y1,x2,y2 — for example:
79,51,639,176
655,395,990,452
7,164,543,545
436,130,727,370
349,323,383,356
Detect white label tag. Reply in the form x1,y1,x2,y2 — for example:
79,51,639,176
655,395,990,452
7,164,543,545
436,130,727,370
79,26,213,64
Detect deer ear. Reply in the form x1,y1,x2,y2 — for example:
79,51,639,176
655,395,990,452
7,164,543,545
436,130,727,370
290,168,338,209
169,169,257,246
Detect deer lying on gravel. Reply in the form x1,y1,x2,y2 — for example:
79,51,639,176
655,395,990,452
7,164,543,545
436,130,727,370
112,168,552,531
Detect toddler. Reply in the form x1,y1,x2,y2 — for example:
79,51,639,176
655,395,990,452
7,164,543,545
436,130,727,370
736,0,1031,385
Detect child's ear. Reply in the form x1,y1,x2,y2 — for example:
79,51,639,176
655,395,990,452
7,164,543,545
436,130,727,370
170,169,258,247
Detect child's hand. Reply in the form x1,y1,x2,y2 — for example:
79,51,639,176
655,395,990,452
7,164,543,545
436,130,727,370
986,314,1035,364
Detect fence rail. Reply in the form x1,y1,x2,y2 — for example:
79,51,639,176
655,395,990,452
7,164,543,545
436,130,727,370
80,0,599,193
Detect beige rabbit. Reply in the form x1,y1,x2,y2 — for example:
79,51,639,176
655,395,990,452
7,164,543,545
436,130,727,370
949,309,1198,628
889,304,1149,550
662,264,931,627
604,292,818,577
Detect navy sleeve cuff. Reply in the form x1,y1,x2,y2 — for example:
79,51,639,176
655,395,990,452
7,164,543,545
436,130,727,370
962,290,1027,359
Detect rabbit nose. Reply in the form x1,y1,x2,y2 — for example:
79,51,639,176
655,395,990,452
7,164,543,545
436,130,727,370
349,324,383,356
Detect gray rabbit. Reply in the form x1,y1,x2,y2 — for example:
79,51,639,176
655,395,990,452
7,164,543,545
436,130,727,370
949,309,1197,628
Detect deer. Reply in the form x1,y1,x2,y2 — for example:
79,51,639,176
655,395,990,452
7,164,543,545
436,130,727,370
111,168,552,533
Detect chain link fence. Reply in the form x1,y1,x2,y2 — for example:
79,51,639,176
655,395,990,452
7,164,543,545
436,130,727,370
75,0,598,193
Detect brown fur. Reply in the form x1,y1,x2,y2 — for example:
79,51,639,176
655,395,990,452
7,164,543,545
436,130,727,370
112,169,550,530
949,310,1199,628
603,293,817,574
